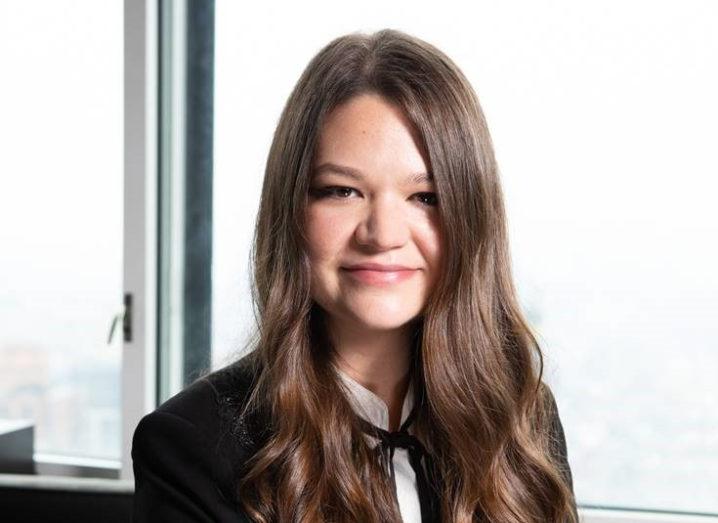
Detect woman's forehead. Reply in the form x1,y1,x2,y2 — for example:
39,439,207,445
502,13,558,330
313,95,431,180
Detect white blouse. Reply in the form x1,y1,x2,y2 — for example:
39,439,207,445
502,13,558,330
334,366,423,523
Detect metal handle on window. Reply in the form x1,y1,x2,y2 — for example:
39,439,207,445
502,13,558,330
107,293,133,345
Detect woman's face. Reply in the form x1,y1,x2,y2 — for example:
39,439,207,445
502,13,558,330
304,93,444,333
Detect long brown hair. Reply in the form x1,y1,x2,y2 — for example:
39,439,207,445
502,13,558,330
236,28,577,522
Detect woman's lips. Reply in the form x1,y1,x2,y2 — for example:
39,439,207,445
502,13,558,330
341,268,417,285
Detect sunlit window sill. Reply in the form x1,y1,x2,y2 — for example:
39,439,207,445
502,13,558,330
33,452,120,480
581,507,718,523
0,472,132,492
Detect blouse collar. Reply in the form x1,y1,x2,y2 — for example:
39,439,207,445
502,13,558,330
333,364,415,433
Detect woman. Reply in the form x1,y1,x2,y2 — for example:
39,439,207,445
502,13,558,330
132,28,579,522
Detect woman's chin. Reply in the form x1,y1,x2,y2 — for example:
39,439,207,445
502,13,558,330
346,310,421,332
313,294,425,332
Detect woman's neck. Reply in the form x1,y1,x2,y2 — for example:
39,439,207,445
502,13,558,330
328,320,416,431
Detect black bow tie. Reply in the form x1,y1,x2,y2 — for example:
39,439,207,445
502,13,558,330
357,406,441,522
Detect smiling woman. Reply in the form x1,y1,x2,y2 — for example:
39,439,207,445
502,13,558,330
305,93,444,345
131,28,578,523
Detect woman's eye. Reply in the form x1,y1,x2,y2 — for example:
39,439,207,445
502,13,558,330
310,186,356,199
415,192,438,207
309,187,438,207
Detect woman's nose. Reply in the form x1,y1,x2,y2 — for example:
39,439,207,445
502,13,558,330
354,195,410,250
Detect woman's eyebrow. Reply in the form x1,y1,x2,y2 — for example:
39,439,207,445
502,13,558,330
311,162,433,185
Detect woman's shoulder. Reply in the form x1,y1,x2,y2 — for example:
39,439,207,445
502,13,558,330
131,351,267,519
142,350,269,450
537,381,577,514
152,351,261,426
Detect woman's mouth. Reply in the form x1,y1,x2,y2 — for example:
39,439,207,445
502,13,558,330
341,268,417,285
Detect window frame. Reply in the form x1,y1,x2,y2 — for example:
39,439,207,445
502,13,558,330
120,0,159,482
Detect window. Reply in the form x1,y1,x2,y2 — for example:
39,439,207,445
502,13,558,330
0,1,123,462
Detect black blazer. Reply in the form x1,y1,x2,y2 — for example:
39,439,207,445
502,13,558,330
131,352,578,522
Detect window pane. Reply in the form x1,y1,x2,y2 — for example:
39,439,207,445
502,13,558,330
0,1,123,460
212,0,718,513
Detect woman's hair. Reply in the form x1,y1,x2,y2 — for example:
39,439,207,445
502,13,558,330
236,28,577,522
